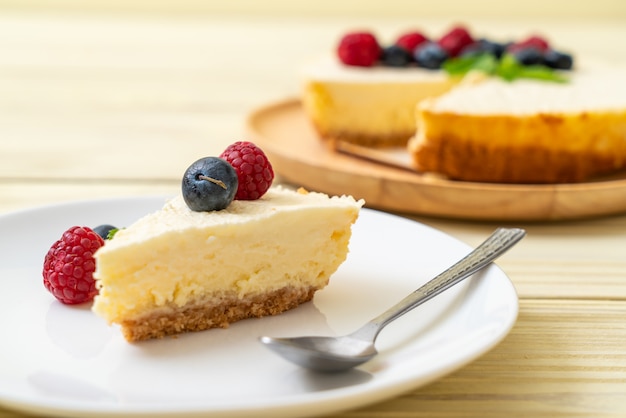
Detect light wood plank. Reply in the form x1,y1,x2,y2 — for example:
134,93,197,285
0,0,625,20
0,181,178,213
419,214,626,300
328,299,626,418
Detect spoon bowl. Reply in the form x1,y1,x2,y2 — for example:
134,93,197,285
260,227,525,373
260,335,378,373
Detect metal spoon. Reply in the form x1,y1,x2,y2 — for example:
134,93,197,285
260,227,525,372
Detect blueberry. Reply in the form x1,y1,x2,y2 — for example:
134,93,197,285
477,38,508,58
414,42,449,69
93,224,118,240
544,49,573,70
513,47,544,66
381,45,412,67
182,157,238,212
459,40,508,59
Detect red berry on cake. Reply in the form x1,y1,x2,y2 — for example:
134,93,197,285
508,35,550,53
219,141,274,200
43,226,104,304
395,31,429,53
337,32,381,67
438,26,474,57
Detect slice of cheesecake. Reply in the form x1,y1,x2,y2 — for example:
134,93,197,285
93,186,363,342
302,55,456,147
409,68,626,183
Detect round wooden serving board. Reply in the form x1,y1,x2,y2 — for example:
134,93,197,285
246,99,626,221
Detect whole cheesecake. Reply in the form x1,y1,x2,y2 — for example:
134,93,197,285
302,55,456,147
299,28,626,183
409,68,626,183
93,186,363,342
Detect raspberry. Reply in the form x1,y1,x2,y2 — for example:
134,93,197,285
219,141,274,200
395,31,429,53
438,26,474,57
508,35,550,54
337,32,381,67
43,226,104,304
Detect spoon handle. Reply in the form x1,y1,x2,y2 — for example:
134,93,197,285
352,227,526,341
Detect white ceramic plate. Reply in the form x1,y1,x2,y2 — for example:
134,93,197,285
0,197,518,418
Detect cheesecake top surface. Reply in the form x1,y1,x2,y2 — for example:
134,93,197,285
98,186,364,249
421,67,626,115
302,55,450,83
92,186,363,321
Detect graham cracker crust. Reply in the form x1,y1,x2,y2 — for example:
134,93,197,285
411,110,626,183
412,137,621,183
314,125,412,148
120,286,318,342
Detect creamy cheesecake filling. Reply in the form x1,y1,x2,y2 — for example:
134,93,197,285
304,81,455,146
93,187,363,340
410,68,626,183
301,56,456,146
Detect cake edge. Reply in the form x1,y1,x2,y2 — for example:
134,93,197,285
120,285,319,342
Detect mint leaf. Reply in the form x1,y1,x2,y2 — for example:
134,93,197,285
106,228,121,240
495,53,520,81
514,64,568,83
497,53,568,83
443,52,568,83
443,53,498,76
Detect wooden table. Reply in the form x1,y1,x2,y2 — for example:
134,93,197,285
1,9,625,418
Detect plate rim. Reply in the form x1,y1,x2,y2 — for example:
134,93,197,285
0,196,519,418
